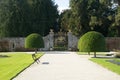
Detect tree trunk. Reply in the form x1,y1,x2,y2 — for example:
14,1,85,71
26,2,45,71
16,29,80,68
88,52,90,55
35,49,37,54
94,52,96,58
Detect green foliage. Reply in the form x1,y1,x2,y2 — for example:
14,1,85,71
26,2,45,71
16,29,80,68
78,31,106,52
60,9,72,32
25,33,44,49
0,0,31,37
31,0,58,36
0,0,58,37
115,7,120,26
114,7,120,36
77,52,106,55
54,46,67,51
60,0,119,37
0,52,43,80
69,0,90,36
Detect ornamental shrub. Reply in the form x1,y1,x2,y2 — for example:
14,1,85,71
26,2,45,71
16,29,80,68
78,31,106,57
25,33,44,49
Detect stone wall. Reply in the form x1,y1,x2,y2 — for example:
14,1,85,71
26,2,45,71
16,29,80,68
67,36,120,51
0,30,54,51
67,31,78,50
0,31,120,51
106,37,120,51
0,38,24,51
42,30,54,50
67,31,120,51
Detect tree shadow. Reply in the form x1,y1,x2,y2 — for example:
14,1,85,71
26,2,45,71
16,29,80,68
0,55,10,58
42,62,49,65
106,60,120,66
92,56,114,59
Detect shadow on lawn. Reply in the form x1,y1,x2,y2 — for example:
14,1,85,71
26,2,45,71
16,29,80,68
0,55,10,58
92,56,114,59
107,59,120,66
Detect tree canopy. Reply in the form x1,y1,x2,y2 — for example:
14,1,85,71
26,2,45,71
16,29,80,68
78,31,106,57
1,0,120,37
25,33,44,49
60,0,120,37
0,0,58,37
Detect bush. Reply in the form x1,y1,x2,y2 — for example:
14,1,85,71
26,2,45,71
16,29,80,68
78,31,106,57
54,46,67,51
25,33,44,49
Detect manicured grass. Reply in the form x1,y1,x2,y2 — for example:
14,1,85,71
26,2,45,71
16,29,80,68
90,58,120,75
0,52,43,80
77,52,107,56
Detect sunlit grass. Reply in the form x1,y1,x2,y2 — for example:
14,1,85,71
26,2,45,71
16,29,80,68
0,52,43,80
77,52,107,56
90,58,120,75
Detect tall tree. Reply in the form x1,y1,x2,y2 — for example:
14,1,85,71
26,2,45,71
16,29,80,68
60,9,72,32
31,0,58,36
105,0,120,36
67,0,118,37
0,0,31,37
115,7,120,36
0,0,58,37
88,0,112,36
69,0,90,36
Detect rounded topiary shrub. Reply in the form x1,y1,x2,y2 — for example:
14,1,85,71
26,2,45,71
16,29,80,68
25,33,44,49
78,31,106,57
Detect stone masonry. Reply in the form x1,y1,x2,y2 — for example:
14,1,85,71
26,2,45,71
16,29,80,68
0,30,120,51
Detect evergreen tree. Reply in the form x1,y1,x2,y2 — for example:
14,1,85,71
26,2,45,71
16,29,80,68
31,0,58,36
0,0,31,37
0,0,58,37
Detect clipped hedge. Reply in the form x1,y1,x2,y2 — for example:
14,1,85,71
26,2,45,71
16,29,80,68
25,33,44,49
78,31,106,57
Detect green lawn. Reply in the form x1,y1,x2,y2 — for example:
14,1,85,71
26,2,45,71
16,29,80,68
0,52,43,80
77,52,107,56
90,58,120,75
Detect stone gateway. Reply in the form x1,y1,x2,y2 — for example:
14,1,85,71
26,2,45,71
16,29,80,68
0,30,120,51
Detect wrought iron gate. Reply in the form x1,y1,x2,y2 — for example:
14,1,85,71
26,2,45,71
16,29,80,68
54,31,68,51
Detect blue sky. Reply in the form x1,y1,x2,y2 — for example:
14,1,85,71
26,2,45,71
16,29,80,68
54,0,70,12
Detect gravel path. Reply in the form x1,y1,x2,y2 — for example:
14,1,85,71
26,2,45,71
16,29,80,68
13,51,120,80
